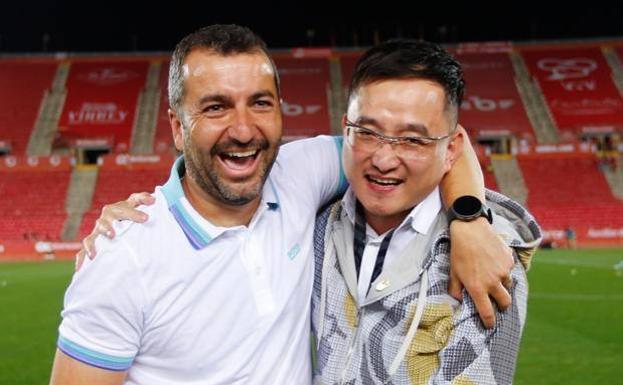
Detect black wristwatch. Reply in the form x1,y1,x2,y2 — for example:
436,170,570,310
447,195,493,224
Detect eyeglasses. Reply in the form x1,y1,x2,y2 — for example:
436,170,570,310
345,120,455,159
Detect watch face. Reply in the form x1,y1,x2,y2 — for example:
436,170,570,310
454,195,482,216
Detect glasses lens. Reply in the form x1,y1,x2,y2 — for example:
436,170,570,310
347,124,442,159
351,127,378,151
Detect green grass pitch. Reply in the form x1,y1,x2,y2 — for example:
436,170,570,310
0,248,622,384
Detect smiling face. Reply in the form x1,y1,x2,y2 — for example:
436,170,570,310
170,48,282,210
343,78,462,234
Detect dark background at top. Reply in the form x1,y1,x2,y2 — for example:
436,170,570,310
2,1,622,53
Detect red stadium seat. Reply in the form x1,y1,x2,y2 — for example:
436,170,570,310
0,60,57,154
518,154,623,241
0,169,70,240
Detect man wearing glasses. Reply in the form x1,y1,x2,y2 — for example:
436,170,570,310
311,39,541,384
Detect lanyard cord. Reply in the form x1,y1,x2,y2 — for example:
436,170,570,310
353,200,395,288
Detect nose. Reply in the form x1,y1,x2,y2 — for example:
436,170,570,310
227,107,255,144
370,142,401,172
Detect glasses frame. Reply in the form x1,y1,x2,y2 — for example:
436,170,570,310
345,120,455,155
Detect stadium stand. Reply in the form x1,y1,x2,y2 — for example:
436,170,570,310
0,157,71,241
520,155,614,206
2,41,623,255
518,153,623,243
0,59,58,154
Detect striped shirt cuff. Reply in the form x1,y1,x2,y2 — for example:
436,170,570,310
57,335,134,372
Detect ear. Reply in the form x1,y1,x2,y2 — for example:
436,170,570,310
444,124,464,170
169,108,184,152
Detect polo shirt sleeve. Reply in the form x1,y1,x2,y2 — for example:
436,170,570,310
57,234,147,371
279,135,348,208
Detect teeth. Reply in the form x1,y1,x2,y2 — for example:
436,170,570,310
368,176,401,185
224,150,257,158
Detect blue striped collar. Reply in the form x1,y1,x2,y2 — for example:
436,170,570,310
161,156,279,250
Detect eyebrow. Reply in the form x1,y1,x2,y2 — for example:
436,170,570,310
250,90,277,100
355,115,430,136
196,90,277,107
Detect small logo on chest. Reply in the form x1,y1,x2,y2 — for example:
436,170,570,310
287,244,301,260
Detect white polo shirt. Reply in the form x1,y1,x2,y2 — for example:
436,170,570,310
57,136,346,385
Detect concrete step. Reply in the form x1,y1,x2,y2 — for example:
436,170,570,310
510,52,559,144
491,155,528,205
602,156,623,200
130,61,162,154
61,166,98,241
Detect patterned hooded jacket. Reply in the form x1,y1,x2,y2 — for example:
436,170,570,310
311,190,542,385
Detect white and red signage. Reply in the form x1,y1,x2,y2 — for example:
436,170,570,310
98,152,174,170
0,155,72,171
0,240,81,261
59,60,149,148
521,47,623,133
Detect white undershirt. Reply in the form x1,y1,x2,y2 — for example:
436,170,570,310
341,187,442,304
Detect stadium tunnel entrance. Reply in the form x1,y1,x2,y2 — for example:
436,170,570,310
75,146,111,165
477,135,513,155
